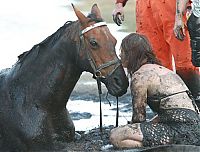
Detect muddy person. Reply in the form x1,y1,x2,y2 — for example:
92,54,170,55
112,0,200,110
109,33,200,148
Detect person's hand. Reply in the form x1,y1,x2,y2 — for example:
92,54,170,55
174,16,185,41
112,3,124,26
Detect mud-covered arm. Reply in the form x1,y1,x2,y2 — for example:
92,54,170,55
131,74,148,123
175,0,189,15
174,0,189,41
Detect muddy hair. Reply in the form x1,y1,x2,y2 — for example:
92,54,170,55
121,33,161,75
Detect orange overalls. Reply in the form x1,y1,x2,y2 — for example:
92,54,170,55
135,0,200,100
136,0,194,71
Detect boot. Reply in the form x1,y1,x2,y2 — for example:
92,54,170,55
176,68,200,110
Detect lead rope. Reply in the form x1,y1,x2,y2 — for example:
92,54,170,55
97,79,120,133
106,93,120,127
116,96,119,127
96,76,103,133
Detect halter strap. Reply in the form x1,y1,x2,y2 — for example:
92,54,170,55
81,22,107,35
79,21,120,133
97,58,119,72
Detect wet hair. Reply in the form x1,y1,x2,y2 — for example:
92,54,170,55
121,33,161,74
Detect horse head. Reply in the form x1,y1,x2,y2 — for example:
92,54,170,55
72,4,128,97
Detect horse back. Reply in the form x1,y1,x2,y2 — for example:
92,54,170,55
0,68,10,91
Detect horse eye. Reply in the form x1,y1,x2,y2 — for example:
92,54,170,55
89,39,98,47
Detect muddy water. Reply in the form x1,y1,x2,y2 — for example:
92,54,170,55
68,99,132,131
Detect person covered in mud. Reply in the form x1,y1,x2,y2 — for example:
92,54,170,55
109,33,200,148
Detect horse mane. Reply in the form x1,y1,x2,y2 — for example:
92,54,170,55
39,21,74,48
16,13,103,63
17,21,74,62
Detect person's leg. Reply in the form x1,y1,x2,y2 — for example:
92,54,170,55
119,140,142,148
109,123,143,148
136,0,173,70
187,13,200,67
183,13,200,109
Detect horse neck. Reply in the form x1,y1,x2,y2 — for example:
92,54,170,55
10,22,83,107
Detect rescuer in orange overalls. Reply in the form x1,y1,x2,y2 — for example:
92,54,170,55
112,0,200,108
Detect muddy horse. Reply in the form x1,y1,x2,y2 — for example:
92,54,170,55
0,4,128,151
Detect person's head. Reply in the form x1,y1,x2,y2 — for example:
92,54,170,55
119,33,161,74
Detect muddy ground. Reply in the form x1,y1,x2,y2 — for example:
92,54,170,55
61,125,200,152
63,125,143,152
55,125,200,152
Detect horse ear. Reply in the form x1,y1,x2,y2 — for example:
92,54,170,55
91,4,102,19
72,3,89,27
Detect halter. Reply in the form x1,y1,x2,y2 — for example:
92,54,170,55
81,22,107,35
80,21,121,79
80,22,120,132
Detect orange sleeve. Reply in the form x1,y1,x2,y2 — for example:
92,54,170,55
116,0,128,7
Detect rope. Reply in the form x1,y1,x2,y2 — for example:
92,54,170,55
116,96,119,127
96,77,103,133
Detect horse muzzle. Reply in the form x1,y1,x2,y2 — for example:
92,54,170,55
102,65,129,97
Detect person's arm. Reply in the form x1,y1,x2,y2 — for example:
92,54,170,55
130,74,147,123
174,0,189,41
112,0,128,26
116,0,128,7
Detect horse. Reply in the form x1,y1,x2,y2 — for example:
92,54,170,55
0,4,128,151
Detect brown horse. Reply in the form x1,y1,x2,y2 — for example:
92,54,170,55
0,4,128,151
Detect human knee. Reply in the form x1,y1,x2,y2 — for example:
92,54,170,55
109,128,120,146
